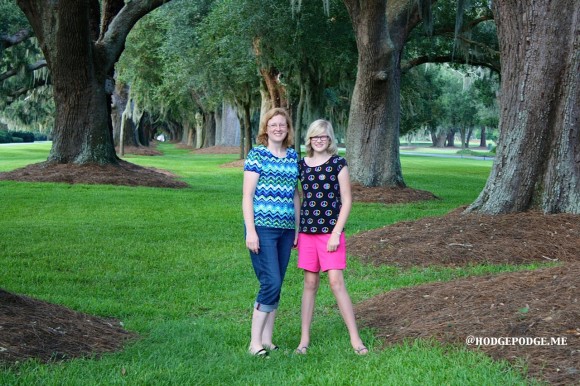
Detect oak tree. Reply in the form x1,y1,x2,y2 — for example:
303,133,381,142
16,0,172,164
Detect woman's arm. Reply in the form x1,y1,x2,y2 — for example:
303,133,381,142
242,171,260,253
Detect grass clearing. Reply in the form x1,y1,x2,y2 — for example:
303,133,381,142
0,143,534,385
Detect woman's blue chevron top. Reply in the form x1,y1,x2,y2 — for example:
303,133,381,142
244,145,299,229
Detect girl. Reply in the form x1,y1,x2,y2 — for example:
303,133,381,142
295,119,368,355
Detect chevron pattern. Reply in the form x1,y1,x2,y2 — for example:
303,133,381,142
244,146,299,229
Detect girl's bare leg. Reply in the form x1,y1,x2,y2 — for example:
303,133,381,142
328,269,367,354
296,270,320,352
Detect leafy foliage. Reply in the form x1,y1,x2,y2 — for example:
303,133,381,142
404,0,498,72
401,63,499,144
0,0,53,132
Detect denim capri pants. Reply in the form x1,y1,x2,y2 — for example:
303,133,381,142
248,226,295,313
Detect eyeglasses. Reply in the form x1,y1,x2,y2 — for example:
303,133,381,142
310,135,329,142
268,123,288,129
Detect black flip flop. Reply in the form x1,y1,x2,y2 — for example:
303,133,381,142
251,348,269,357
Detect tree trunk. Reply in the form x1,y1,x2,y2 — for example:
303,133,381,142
343,0,430,187
136,111,151,147
465,127,473,148
259,68,288,109
295,84,306,159
446,130,456,147
168,120,181,143
194,112,203,149
459,127,467,149
479,126,487,148
16,0,171,165
243,102,252,158
118,93,140,149
429,127,447,147
467,0,579,214
187,123,194,147
181,120,191,146
253,37,288,110
202,111,216,148
217,102,241,147
40,1,117,164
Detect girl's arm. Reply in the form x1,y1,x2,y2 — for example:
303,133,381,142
293,185,301,246
327,166,352,252
242,171,260,253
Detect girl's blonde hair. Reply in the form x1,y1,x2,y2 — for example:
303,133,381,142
256,108,294,147
304,119,338,157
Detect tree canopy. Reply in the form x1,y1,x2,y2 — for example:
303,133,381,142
2,0,577,214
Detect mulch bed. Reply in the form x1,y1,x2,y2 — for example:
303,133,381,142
0,160,188,188
348,209,580,268
0,289,136,364
1,146,579,385
355,263,580,386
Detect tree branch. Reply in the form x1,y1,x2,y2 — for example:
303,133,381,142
6,77,51,105
0,28,32,49
96,0,173,71
402,53,500,73
432,14,494,36
0,60,47,82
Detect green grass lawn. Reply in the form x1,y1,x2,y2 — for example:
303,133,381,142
0,143,536,385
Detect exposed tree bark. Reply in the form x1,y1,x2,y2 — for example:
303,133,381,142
16,0,172,165
467,0,579,214
343,0,434,187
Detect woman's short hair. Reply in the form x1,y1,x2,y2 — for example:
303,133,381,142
256,108,294,148
304,119,338,157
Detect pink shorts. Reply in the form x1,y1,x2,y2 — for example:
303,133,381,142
297,233,347,272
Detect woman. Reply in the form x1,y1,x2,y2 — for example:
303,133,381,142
295,119,368,355
242,108,300,357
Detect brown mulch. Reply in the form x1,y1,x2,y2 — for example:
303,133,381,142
348,209,580,268
115,145,163,156
1,145,579,385
349,209,580,385
355,263,580,386
0,289,136,364
0,159,188,188
351,183,438,204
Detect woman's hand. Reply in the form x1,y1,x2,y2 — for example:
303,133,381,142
246,231,260,254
